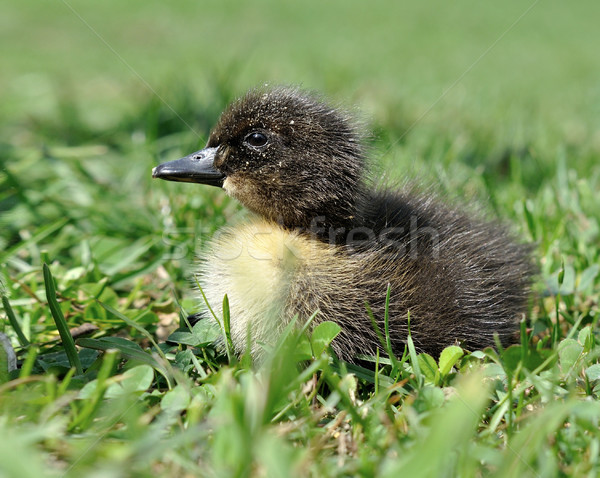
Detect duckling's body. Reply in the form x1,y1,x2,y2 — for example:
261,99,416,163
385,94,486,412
153,86,533,362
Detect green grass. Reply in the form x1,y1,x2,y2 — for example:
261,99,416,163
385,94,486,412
1,0,600,476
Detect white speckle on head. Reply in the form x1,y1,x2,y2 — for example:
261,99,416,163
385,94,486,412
289,120,295,125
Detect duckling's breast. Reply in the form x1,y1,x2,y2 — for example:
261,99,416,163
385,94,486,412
198,220,338,359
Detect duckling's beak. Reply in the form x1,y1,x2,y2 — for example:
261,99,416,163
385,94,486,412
152,147,225,187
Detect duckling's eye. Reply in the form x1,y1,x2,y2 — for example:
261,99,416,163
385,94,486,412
244,132,268,148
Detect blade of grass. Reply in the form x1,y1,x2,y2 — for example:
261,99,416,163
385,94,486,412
194,277,222,329
18,346,39,379
365,301,387,352
0,335,14,383
97,301,166,360
76,337,172,387
1,295,30,347
69,349,119,431
0,219,68,265
76,337,162,369
383,284,393,358
222,294,235,363
95,303,174,387
365,287,402,376
406,311,422,385
100,237,157,277
43,263,83,375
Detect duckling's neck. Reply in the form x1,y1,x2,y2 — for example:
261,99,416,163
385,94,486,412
259,186,383,246
266,183,370,245
282,187,435,250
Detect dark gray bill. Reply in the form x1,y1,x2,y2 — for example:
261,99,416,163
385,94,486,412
152,147,224,187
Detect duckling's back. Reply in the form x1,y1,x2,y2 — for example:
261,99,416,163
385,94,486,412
351,187,533,357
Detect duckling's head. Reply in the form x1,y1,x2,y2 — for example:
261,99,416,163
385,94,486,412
153,86,366,229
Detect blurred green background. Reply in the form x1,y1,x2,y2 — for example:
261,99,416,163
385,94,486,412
3,0,599,156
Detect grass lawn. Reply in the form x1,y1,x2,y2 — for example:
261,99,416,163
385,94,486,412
1,0,600,476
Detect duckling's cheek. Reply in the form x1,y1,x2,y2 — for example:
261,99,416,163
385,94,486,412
222,176,250,202
222,177,235,196
222,175,269,217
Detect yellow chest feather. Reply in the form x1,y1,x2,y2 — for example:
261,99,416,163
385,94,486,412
198,220,333,358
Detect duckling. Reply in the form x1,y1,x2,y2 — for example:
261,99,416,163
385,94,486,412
153,86,533,362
